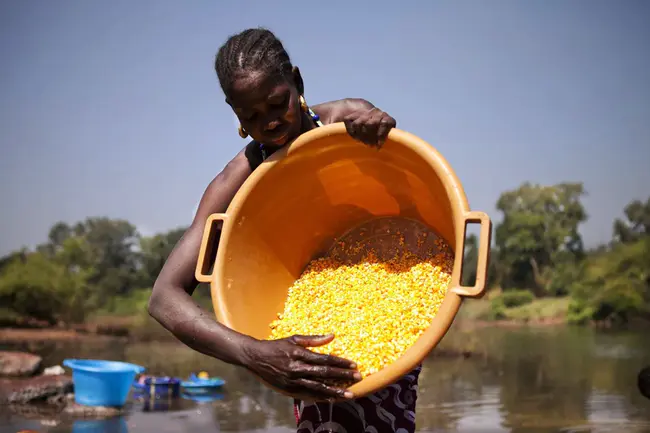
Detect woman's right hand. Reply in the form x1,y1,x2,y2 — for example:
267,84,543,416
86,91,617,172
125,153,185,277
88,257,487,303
242,334,361,401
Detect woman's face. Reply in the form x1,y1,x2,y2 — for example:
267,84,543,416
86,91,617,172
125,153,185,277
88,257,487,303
227,70,302,147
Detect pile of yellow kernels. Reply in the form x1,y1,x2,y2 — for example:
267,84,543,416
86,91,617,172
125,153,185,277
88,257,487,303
268,238,453,379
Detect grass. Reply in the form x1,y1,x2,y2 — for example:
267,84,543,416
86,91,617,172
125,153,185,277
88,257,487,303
458,298,492,321
91,289,152,317
85,290,215,340
505,297,569,323
457,289,499,321
458,289,570,325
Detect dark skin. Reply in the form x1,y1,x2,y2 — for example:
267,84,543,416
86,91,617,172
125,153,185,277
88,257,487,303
148,66,396,401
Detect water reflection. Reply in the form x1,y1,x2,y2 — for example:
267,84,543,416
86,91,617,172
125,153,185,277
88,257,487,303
179,392,225,404
71,418,128,433
1,325,649,432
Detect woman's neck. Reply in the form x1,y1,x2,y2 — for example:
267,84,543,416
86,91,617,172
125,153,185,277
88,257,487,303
300,110,317,134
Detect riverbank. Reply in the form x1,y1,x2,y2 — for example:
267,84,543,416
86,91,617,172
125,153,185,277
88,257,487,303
0,319,479,358
0,315,171,343
4,324,649,433
0,293,574,344
0,328,128,342
0,300,568,368
458,294,570,325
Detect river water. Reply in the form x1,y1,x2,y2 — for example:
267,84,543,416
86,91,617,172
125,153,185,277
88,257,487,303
1,325,649,432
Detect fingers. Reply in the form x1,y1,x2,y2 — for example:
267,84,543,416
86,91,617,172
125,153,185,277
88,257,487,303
293,378,354,400
293,363,362,383
297,348,357,369
344,109,377,147
255,337,360,402
363,109,385,148
290,334,335,347
376,114,396,147
344,108,395,148
344,111,372,145
289,334,358,368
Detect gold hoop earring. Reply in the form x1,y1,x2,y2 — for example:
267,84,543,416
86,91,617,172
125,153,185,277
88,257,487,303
299,95,308,112
238,125,248,139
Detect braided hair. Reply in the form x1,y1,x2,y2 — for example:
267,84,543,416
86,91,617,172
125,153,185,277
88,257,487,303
215,28,294,96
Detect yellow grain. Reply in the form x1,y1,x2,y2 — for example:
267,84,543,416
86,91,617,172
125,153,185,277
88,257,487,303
268,234,453,379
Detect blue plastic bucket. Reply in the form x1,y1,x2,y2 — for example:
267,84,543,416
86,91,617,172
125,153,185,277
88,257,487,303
64,359,145,407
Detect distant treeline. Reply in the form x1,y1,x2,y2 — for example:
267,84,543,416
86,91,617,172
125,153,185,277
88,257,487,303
0,218,187,324
461,183,649,325
0,182,648,327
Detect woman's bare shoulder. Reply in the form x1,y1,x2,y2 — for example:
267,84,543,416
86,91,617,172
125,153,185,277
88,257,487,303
312,98,375,124
194,149,252,220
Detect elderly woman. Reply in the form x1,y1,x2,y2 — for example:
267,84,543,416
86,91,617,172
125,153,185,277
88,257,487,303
148,28,419,432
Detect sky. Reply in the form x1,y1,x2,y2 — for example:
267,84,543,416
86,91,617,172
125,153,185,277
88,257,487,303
1,0,649,256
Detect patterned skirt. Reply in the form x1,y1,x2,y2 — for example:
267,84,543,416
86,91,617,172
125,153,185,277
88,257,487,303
293,365,421,433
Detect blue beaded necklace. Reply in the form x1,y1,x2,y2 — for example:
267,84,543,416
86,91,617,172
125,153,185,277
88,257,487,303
259,107,323,161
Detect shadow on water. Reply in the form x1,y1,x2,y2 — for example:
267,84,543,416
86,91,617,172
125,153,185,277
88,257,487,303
1,325,649,432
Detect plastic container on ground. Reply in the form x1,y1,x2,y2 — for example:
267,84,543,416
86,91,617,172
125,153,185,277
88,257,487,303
132,376,181,399
181,375,226,394
195,122,492,400
63,359,145,407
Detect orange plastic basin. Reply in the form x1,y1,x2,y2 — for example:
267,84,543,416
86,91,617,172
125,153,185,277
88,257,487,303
195,123,491,399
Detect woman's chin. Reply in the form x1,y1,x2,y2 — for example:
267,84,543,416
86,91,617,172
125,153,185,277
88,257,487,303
267,132,290,147
269,132,299,148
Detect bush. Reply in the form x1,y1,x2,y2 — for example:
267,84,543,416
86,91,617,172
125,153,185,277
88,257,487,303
500,289,535,308
547,261,584,297
567,298,594,325
568,237,649,325
0,252,94,324
488,297,506,320
96,289,152,316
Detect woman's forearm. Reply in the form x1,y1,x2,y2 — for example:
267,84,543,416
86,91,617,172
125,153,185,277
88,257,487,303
148,284,256,367
147,161,257,367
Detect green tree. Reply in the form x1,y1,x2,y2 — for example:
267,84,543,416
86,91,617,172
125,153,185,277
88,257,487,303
0,218,198,324
495,182,587,296
613,197,650,244
34,217,143,305
0,250,27,272
568,236,649,324
65,217,141,300
139,226,186,287
0,241,96,324
568,197,650,324
48,221,73,248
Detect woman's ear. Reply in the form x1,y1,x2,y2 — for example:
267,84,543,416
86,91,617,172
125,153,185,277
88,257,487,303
292,66,305,95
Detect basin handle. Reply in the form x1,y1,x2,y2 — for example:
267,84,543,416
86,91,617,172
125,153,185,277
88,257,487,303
450,211,492,298
195,213,228,283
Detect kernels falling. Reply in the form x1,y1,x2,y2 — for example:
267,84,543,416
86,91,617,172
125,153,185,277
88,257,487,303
268,234,454,380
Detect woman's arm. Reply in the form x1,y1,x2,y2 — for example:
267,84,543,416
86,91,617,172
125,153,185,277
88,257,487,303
314,98,396,147
147,151,254,364
147,150,360,400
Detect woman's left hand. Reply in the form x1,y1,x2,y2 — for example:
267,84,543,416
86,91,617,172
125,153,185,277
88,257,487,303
343,107,396,149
